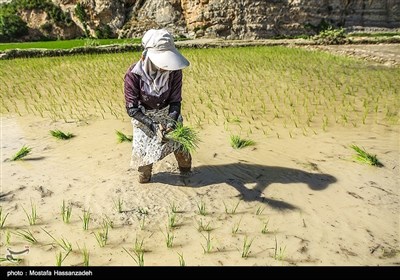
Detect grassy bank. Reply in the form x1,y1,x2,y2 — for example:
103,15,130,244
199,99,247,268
0,38,141,51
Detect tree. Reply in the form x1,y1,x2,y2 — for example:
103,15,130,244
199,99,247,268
0,13,28,40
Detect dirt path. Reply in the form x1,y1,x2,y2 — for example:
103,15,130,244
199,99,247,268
306,44,400,67
177,39,400,67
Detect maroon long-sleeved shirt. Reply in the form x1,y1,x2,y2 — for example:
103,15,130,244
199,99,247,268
124,64,183,115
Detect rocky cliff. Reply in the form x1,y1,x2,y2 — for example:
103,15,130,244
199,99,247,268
2,0,400,41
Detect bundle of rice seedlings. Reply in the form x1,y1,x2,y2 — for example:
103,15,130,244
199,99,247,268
350,144,383,167
116,130,133,143
165,122,200,154
11,145,32,161
230,135,255,149
50,130,74,140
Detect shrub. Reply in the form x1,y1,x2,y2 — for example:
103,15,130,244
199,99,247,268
313,27,347,44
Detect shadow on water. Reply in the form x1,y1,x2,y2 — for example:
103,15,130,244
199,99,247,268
153,163,337,211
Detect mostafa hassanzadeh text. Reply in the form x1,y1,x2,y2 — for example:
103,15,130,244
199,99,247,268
26,270,93,276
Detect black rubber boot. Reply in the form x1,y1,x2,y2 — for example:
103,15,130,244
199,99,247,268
138,164,153,183
174,151,192,174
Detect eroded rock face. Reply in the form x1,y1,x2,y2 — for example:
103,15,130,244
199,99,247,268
6,0,400,40
19,8,83,40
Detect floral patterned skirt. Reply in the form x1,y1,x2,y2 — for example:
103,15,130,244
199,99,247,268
130,106,182,168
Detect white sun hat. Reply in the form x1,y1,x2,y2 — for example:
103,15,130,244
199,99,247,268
142,29,190,71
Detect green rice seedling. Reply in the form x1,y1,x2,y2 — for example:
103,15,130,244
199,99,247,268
61,200,72,224
22,200,37,226
197,201,207,216
42,228,72,252
201,232,213,254
50,129,74,140
0,206,9,228
162,228,175,248
169,201,179,213
138,215,146,230
116,130,132,143
134,236,145,254
113,197,123,213
55,250,70,266
165,122,200,154
167,212,177,229
13,229,37,244
80,209,91,230
5,230,11,245
11,145,32,161
123,247,144,267
103,215,114,229
82,246,90,267
231,218,242,235
195,218,212,232
223,201,240,214
274,236,286,262
230,135,255,149
255,206,265,216
350,144,383,167
261,219,270,234
93,224,109,248
178,252,185,266
241,236,254,259
137,207,148,215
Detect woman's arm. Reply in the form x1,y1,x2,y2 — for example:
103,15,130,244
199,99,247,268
124,67,157,133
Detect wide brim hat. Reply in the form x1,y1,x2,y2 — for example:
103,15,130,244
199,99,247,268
142,29,190,71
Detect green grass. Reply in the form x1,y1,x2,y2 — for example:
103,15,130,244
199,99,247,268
61,200,72,224
230,135,255,149
13,229,37,244
50,130,74,140
0,38,140,51
22,200,37,225
0,207,9,228
350,144,383,167
11,146,32,161
165,122,200,154
0,46,398,136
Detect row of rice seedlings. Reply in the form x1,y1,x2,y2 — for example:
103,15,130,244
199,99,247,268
2,47,398,130
7,196,281,265
183,46,398,134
